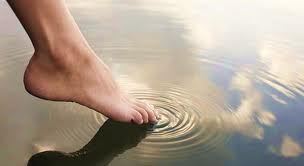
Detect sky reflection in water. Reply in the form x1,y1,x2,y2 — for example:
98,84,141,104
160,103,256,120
0,0,304,165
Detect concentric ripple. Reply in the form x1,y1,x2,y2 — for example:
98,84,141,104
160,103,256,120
123,85,232,162
32,103,107,153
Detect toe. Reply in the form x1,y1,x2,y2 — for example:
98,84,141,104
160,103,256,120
146,103,160,120
136,101,157,123
133,104,149,123
131,110,143,124
154,109,161,120
148,103,161,120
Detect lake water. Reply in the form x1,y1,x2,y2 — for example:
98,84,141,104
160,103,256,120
1,0,304,165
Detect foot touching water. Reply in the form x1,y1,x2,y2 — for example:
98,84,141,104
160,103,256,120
23,47,158,124
8,0,158,125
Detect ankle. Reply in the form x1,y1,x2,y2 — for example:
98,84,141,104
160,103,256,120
33,39,94,69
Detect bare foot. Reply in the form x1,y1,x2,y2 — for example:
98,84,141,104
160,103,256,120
23,47,158,124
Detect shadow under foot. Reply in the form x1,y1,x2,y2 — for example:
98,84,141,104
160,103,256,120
28,119,154,166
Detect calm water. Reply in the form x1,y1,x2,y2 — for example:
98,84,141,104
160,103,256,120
1,0,304,165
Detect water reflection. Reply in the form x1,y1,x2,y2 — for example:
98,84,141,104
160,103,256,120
258,41,304,98
125,85,231,163
269,135,304,158
229,70,276,137
28,119,149,166
1,0,304,165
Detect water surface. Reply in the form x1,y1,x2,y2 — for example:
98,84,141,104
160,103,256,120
0,0,304,165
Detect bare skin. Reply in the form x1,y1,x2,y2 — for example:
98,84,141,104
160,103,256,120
7,0,158,124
